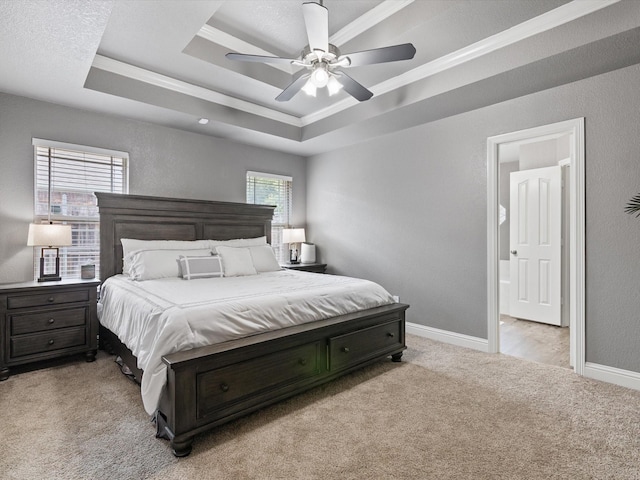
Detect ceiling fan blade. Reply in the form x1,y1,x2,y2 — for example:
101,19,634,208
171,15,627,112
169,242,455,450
276,71,311,102
335,72,373,102
339,43,416,67
226,52,297,65
302,2,329,53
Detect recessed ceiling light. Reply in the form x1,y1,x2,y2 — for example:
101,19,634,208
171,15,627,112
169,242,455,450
198,118,209,125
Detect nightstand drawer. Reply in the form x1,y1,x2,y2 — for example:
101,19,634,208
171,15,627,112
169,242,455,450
7,290,89,309
1,280,100,379
10,327,86,358
10,307,87,335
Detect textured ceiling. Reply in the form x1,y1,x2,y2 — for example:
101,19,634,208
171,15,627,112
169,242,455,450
1,0,639,156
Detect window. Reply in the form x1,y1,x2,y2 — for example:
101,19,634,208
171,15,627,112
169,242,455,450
33,138,129,279
246,171,292,263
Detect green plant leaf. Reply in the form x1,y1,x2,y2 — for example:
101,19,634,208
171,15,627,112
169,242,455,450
625,193,640,217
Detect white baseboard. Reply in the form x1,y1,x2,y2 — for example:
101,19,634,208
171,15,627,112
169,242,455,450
406,322,489,353
406,323,640,393
584,362,640,391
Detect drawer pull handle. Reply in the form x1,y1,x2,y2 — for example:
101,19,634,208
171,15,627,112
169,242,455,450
386,332,395,338
48,339,54,346
220,383,229,392
47,297,55,303
299,358,307,366
342,347,350,353
48,318,55,324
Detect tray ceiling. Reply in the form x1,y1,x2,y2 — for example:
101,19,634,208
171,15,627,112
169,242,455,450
1,0,639,156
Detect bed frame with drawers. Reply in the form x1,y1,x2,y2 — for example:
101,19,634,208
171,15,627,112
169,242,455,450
96,192,408,457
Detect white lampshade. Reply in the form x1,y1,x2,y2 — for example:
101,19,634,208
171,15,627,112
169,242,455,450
282,228,305,244
302,79,317,97
327,75,343,96
27,223,72,247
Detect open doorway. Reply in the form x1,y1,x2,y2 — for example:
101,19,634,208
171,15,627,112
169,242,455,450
487,118,585,374
500,138,568,367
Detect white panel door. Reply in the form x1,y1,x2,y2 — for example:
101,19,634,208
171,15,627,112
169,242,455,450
509,166,562,325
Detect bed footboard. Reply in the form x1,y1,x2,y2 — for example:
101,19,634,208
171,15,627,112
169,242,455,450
158,303,408,456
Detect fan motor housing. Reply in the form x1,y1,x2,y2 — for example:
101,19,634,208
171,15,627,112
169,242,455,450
301,43,340,64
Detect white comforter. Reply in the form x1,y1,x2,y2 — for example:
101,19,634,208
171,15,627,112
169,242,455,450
98,270,394,414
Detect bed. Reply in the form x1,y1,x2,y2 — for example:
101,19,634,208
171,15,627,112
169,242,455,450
96,192,409,457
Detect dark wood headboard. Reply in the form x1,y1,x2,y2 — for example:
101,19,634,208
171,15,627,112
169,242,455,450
96,193,275,281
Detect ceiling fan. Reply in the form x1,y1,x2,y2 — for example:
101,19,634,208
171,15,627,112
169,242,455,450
226,1,416,102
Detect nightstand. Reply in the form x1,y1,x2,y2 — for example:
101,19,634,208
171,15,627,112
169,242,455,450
0,279,100,380
282,263,327,274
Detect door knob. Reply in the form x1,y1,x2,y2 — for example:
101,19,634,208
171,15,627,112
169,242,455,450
510,250,518,255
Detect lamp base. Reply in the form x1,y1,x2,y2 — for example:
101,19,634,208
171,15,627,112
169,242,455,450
38,252,61,282
289,247,300,264
38,276,61,282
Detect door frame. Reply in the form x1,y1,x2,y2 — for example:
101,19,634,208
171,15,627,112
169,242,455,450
486,118,585,374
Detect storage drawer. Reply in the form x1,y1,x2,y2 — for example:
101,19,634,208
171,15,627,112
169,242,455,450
7,289,89,309
329,320,403,372
10,307,87,335
197,341,321,418
10,327,87,358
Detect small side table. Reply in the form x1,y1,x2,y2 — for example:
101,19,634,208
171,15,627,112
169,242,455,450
0,278,100,380
281,263,327,274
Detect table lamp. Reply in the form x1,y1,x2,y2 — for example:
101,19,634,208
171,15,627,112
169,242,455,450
282,228,305,264
27,223,72,282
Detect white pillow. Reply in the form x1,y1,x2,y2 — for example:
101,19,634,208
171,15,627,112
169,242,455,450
178,255,223,280
127,248,212,281
121,239,211,275
248,245,281,272
121,238,211,256
216,246,257,277
209,236,267,248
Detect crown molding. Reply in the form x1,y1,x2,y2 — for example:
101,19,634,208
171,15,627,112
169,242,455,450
196,25,294,74
300,0,621,126
91,55,302,127
91,0,620,134
329,0,414,47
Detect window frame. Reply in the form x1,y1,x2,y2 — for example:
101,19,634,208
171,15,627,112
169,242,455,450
32,138,129,280
246,170,293,264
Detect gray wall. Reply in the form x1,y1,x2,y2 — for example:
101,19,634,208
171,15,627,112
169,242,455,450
0,93,306,284
519,137,564,170
307,63,640,373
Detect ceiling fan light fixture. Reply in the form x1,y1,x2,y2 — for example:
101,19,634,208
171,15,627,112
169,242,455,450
327,75,342,96
310,63,329,88
226,2,415,103
302,79,317,97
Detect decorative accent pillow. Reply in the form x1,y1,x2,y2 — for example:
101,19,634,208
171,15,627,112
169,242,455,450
248,245,282,272
215,246,257,277
178,255,223,280
127,248,212,281
121,239,211,275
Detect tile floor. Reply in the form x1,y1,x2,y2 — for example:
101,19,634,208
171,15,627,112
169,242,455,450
500,314,571,369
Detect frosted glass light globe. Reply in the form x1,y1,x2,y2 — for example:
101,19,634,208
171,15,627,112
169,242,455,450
311,65,329,88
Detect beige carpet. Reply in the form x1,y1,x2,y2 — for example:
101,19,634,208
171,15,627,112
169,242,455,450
1,335,639,480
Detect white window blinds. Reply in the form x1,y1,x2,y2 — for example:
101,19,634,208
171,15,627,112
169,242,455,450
33,139,129,279
246,171,292,263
